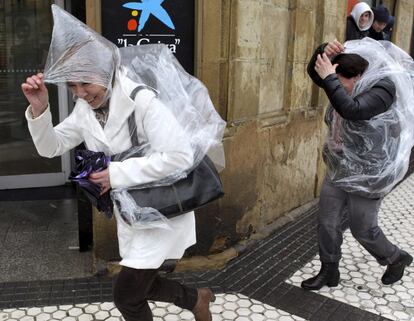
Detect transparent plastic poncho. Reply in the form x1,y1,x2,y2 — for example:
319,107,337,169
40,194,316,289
43,5,226,229
324,38,414,198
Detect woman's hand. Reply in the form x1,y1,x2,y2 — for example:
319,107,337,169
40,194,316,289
21,73,49,117
324,39,344,58
315,53,338,80
89,168,111,195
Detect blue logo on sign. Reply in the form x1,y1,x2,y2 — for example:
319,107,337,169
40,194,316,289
123,0,175,32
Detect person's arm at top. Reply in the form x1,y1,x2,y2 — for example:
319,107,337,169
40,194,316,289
22,73,83,157
315,53,396,121
323,75,395,120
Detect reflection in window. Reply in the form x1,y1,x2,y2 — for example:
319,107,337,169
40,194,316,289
0,1,60,176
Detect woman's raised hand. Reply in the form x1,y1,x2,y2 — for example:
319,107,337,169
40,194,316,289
324,40,345,58
21,73,49,118
315,53,338,79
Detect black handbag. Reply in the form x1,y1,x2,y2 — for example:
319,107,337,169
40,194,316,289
124,156,224,218
115,86,224,219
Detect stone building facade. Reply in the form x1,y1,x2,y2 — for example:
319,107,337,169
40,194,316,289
89,0,414,269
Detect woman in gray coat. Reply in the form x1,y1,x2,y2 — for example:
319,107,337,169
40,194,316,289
301,39,413,291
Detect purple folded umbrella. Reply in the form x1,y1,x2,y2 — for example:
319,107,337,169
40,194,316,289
69,150,113,218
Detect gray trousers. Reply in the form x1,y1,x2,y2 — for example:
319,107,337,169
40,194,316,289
318,176,401,266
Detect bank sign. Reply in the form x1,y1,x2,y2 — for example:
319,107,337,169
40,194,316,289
102,0,195,74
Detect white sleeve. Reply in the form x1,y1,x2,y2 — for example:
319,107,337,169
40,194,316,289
25,105,84,158
109,97,194,188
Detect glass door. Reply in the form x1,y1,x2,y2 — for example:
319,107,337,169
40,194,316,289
0,0,70,189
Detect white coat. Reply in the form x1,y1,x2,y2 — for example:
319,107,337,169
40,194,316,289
25,70,197,269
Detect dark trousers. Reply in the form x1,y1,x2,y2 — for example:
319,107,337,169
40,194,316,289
318,176,401,265
113,266,198,321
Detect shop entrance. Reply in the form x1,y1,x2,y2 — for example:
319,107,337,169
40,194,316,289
0,0,70,189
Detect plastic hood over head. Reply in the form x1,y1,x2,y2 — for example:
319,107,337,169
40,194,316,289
43,5,120,103
324,38,414,198
351,2,374,31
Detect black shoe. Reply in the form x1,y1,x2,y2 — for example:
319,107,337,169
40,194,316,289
301,262,340,291
381,251,413,285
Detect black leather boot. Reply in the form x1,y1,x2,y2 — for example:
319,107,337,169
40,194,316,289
301,262,340,290
381,250,413,285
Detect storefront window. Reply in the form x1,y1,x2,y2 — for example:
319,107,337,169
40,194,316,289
0,1,60,176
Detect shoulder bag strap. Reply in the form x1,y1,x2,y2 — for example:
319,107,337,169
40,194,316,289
127,85,157,146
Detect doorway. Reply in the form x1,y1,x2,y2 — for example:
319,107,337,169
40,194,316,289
0,1,93,282
0,0,70,189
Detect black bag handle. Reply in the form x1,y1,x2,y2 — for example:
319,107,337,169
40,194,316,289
128,85,149,147
127,85,158,147
112,86,157,161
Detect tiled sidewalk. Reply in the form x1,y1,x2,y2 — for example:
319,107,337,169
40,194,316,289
2,175,414,320
287,175,414,320
0,294,306,321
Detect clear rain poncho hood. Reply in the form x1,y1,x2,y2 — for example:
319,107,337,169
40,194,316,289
324,38,414,198
44,5,226,229
44,5,119,104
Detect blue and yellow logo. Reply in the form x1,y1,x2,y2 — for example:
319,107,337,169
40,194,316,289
123,0,175,32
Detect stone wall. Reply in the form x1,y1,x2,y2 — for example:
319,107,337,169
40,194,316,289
89,1,414,264
393,0,414,52
190,0,348,255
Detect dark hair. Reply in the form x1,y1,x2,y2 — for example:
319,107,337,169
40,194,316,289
332,53,369,78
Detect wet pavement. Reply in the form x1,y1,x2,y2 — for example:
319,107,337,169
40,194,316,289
0,183,92,283
0,198,92,283
1,174,414,320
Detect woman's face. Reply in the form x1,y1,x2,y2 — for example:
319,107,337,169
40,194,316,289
67,82,108,109
359,11,371,29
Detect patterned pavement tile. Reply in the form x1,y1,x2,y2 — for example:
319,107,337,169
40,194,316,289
286,175,414,321
0,293,306,321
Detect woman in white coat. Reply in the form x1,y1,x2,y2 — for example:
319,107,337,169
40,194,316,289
21,5,221,321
